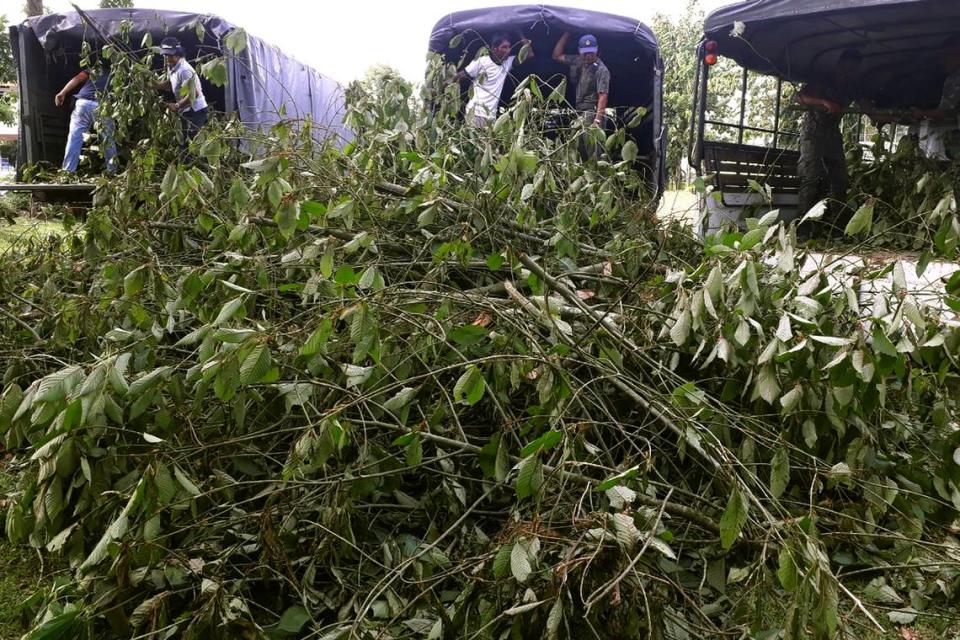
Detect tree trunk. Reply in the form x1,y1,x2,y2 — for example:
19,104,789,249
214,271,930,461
25,0,43,17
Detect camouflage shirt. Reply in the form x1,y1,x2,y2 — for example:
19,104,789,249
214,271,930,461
560,55,611,111
800,76,860,134
938,70,960,113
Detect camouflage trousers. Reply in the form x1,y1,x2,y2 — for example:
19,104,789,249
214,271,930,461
797,125,849,232
579,109,605,160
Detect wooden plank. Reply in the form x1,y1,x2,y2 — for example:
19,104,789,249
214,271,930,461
0,183,95,193
716,174,801,190
715,161,798,177
704,141,799,166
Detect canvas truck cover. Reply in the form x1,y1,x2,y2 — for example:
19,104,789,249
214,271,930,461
9,8,348,169
703,0,960,108
429,4,664,191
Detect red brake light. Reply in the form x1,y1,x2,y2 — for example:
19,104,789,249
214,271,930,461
705,40,718,53
705,53,718,66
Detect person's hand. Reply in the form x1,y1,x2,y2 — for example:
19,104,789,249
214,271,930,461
166,102,179,112
822,99,843,116
55,92,66,107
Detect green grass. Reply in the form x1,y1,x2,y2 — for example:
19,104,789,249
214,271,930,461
0,216,68,254
0,468,46,639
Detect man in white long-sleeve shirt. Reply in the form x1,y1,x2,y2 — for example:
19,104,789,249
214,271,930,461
155,37,209,147
455,33,532,127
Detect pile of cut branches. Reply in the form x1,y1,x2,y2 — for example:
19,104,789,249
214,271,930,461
2,56,960,640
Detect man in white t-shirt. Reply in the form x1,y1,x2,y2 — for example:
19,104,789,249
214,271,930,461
155,37,209,149
455,33,533,127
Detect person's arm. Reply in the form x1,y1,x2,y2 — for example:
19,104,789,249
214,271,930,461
552,32,570,62
154,72,172,91
915,75,960,120
595,93,609,125
593,65,610,125
453,58,481,84
167,68,198,112
797,84,843,115
55,71,89,106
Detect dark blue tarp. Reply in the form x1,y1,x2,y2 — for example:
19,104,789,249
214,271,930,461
703,0,960,108
429,4,664,192
10,8,349,168
430,4,666,194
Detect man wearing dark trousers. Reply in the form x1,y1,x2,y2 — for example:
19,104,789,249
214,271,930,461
155,37,209,150
795,49,865,235
552,32,610,159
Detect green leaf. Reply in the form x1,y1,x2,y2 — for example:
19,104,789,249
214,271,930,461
278,605,311,633
24,610,79,640
770,446,790,498
777,548,798,592
200,57,228,86
779,385,801,413
520,430,562,457
215,296,246,324
123,266,146,298
453,365,485,406
669,309,691,347
357,266,384,290
495,437,510,483
486,253,504,271
621,140,638,163
719,488,748,549
174,466,202,497
492,543,513,578
546,598,563,639
300,319,333,357
515,455,543,500
844,200,875,236
405,435,422,467
80,512,129,573
275,201,298,239
595,466,640,492
127,366,171,397
448,325,488,346
240,344,272,384
510,540,532,583
755,365,780,405
35,366,83,404
383,387,417,413
224,28,247,54
872,326,898,358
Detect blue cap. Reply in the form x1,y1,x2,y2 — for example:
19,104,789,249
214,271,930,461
578,34,599,54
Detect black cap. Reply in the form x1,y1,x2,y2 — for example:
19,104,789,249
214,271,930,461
159,37,183,56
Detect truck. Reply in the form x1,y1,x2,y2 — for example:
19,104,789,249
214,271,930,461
8,8,349,178
689,0,960,237
429,4,666,199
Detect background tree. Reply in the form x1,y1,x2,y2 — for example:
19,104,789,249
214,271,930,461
99,0,135,8
0,17,17,126
24,0,43,17
651,0,704,187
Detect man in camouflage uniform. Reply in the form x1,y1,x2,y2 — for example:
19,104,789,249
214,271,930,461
914,36,960,158
552,32,611,158
796,49,865,236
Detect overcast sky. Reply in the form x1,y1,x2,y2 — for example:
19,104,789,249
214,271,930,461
4,1,732,82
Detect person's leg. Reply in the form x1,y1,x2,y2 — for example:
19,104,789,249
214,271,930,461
186,109,208,140
95,106,118,174
824,131,850,232
62,100,95,173
797,131,828,224
579,109,602,160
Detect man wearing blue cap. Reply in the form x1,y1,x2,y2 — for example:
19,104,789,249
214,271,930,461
155,37,209,145
552,31,611,156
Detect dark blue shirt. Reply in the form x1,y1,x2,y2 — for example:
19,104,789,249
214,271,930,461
75,73,109,100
